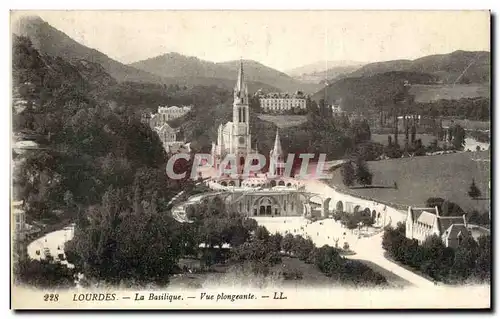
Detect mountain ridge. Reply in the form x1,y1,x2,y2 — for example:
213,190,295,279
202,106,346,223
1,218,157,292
12,15,168,84
130,54,322,94
339,51,490,84
12,16,283,93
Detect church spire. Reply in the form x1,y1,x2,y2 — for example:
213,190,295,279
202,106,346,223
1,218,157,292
271,128,283,158
236,59,245,93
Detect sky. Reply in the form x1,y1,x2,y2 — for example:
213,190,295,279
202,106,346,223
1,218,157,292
13,10,491,72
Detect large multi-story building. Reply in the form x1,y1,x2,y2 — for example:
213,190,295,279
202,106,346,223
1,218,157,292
141,105,192,155
142,105,192,127
258,92,307,112
154,123,179,145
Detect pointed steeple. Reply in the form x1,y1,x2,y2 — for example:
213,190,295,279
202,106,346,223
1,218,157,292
236,59,245,93
271,128,283,158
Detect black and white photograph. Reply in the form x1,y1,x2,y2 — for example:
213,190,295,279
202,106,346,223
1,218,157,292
9,10,491,309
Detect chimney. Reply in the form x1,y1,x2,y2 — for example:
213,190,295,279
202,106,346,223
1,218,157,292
435,206,440,217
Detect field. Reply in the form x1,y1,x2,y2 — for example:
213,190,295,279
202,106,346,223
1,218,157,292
410,84,489,103
331,151,491,213
257,114,308,128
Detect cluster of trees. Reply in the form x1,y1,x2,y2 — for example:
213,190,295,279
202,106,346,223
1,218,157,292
13,36,198,286
416,98,490,122
185,197,259,259
331,209,376,230
314,245,387,286
444,124,467,151
340,158,373,187
64,185,190,286
279,107,372,160
13,258,76,289
102,81,231,114
426,196,490,227
383,223,491,283
13,36,192,221
231,226,283,275
238,230,386,286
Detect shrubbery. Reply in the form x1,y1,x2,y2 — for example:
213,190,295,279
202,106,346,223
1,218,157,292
382,222,490,283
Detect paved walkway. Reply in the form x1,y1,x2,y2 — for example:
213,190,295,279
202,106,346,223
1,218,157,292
27,224,75,269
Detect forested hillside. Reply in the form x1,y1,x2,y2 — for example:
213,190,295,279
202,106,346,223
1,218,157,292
12,35,188,223
313,71,438,112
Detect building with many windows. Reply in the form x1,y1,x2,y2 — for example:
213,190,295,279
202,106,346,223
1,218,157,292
140,105,192,155
258,92,307,112
141,105,192,127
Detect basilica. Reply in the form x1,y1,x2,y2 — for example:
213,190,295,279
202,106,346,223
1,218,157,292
204,62,328,218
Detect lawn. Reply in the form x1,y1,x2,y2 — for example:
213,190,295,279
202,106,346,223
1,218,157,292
330,151,491,214
410,84,489,103
257,114,308,129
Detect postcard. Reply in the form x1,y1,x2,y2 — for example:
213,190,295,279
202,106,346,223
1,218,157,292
10,10,491,310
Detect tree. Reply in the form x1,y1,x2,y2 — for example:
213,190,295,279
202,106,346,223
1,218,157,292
449,236,479,281
13,259,76,289
341,161,355,187
350,119,371,144
425,198,464,216
281,233,295,254
451,124,466,150
268,233,283,253
474,235,491,282
254,226,270,241
355,158,373,186
468,179,482,200
65,187,184,286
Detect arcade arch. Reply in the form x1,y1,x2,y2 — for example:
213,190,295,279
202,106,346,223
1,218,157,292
336,201,344,213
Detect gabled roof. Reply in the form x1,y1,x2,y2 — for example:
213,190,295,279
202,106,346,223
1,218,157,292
437,216,465,234
409,206,466,235
441,224,470,240
409,207,438,228
154,123,177,133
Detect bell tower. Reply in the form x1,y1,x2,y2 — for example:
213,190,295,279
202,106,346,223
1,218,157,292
232,60,251,171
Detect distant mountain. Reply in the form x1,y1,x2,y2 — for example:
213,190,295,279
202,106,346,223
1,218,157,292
130,55,322,94
297,65,364,85
217,59,321,93
129,52,232,80
340,51,490,84
12,16,166,84
285,60,363,77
